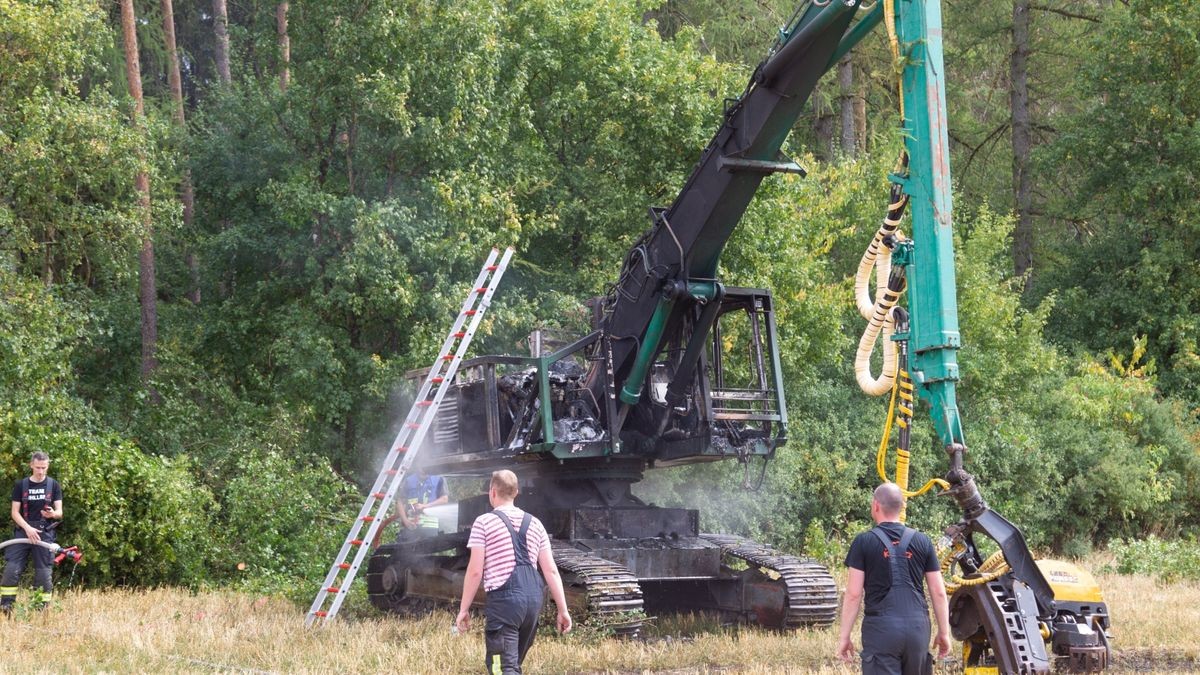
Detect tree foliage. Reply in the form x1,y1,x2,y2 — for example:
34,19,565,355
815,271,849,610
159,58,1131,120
1039,0,1200,406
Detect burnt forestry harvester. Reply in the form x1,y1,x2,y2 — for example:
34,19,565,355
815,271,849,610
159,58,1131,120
362,0,1111,671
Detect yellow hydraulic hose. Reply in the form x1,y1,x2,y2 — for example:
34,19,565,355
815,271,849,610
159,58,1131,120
940,545,1011,593
875,372,949,503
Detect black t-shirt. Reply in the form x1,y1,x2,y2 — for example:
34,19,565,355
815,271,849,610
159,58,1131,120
844,522,940,611
11,477,62,526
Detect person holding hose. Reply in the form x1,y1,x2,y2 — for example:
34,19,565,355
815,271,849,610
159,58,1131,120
837,482,952,674
397,466,449,541
456,470,571,674
1,452,63,613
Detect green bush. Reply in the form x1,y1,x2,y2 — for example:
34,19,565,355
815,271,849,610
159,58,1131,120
1103,536,1200,582
0,271,215,586
0,403,215,586
195,412,361,597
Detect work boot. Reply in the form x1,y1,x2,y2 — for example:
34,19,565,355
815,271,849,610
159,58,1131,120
0,604,12,618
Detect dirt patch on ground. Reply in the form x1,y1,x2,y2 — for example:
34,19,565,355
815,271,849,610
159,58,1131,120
1110,649,1200,673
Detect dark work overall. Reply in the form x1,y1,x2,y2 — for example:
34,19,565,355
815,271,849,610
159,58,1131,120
484,511,544,675
860,527,932,675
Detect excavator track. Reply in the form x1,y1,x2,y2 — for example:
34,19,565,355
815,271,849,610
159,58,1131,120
700,534,839,628
552,542,645,638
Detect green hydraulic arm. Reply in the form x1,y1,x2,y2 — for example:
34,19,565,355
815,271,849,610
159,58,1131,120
888,0,1056,614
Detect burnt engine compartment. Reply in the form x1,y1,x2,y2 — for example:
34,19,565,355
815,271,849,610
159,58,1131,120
419,287,788,472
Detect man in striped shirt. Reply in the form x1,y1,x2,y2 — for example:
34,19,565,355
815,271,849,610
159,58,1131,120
456,470,572,674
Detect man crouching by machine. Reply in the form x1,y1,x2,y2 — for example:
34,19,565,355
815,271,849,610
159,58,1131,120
2,452,63,614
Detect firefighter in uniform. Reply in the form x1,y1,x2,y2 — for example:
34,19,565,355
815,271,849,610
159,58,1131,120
837,482,952,674
397,467,448,541
455,470,571,675
2,452,63,613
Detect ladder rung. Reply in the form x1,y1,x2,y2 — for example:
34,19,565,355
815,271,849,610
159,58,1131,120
362,516,375,522
326,587,341,593
313,611,327,617
417,400,433,407
371,492,385,499
385,470,398,476
463,310,478,316
442,355,455,361
396,446,409,453
486,265,498,271
453,332,466,338
406,423,420,429
338,563,350,570
476,287,488,292
431,377,444,384
350,539,363,546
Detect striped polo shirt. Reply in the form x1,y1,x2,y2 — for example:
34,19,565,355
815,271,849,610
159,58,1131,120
467,505,551,591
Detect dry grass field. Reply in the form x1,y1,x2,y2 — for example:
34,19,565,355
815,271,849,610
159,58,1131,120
0,565,1196,674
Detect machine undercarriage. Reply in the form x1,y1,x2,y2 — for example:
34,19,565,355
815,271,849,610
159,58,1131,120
367,504,839,637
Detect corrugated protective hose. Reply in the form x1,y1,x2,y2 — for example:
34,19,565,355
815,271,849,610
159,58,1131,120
853,175,907,396
857,156,949,503
937,541,1011,593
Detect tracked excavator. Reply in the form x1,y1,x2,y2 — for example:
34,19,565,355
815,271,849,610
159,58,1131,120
365,0,1111,671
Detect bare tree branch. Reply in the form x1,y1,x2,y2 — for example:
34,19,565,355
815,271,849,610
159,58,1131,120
1029,4,1100,23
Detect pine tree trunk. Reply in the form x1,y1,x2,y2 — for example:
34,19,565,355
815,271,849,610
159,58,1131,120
1010,0,1034,282
162,0,200,304
162,0,183,125
838,54,856,158
812,84,834,162
277,2,290,92
213,0,231,85
119,0,158,380
854,94,867,155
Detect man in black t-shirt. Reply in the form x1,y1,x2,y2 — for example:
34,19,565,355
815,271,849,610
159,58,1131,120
1,452,63,613
836,483,951,674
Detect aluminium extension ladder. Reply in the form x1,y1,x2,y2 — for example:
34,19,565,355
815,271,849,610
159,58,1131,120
305,246,515,626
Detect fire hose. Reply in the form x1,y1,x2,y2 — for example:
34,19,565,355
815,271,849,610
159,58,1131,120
0,537,83,565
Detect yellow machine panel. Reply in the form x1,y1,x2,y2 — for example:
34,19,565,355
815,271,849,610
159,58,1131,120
1036,559,1104,604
